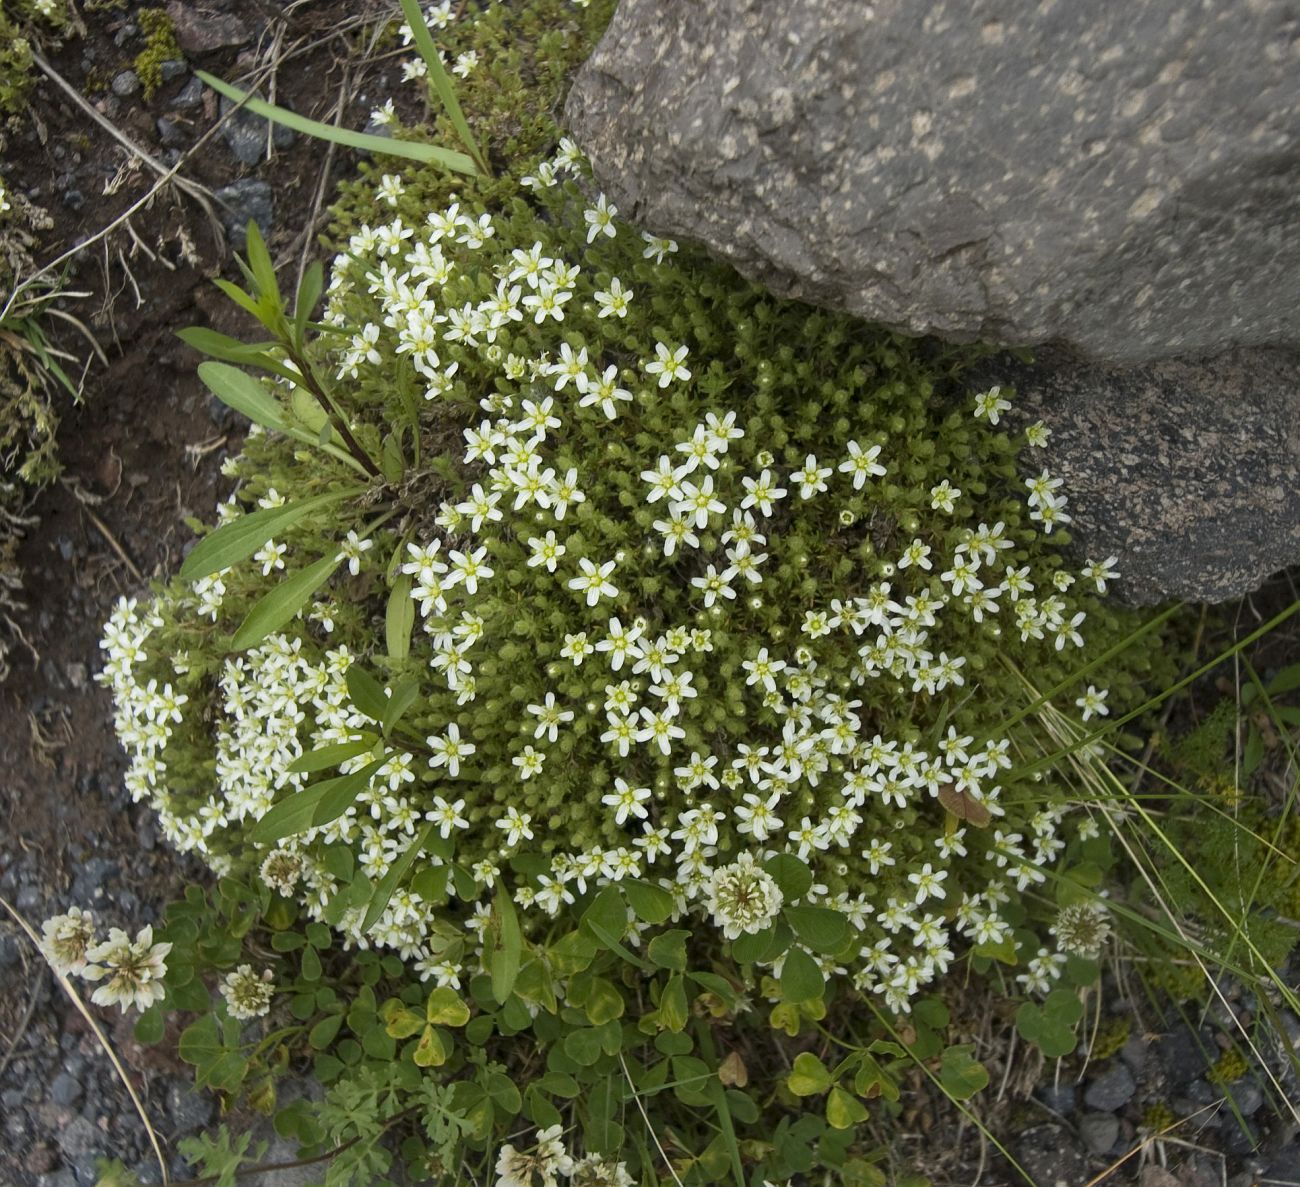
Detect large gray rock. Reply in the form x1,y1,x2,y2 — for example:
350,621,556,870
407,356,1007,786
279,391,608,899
978,347,1300,604
565,0,1300,365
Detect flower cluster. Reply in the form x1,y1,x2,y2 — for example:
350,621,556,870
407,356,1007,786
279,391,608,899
40,908,172,1012
97,135,1148,1016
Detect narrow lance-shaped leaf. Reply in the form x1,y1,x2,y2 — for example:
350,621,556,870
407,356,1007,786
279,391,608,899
362,823,436,933
197,72,480,174
198,361,287,433
386,573,415,660
231,553,342,650
179,490,358,582
249,758,386,845
491,888,523,1004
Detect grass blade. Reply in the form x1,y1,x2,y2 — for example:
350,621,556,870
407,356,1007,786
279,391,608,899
397,0,488,174
197,72,479,174
232,553,342,650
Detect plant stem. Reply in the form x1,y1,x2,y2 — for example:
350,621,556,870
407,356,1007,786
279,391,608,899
286,346,380,479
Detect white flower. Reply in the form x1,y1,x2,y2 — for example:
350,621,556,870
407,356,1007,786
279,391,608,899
739,469,786,517
82,926,172,1013
973,386,1012,424
791,454,832,499
838,440,886,489
644,342,691,388
568,557,619,607
594,277,632,318
641,233,678,264
583,193,618,242
601,778,651,826
1081,555,1120,594
496,807,534,847
527,531,567,573
336,530,374,576
427,723,475,777
706,854,783,939
929,480,961,514
1075,684,1110,722
220,965,275,1020
40,907,97,976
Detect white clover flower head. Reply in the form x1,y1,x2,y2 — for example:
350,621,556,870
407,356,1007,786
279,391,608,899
1050,900,1111,959
82,925,172,1013
39,907,97,976
220,964,276,1020
706,853,784,939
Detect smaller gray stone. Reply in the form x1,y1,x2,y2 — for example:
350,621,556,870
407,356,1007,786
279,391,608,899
156,117,186,148
1119,1035,1150,1076
35,1171,78,1187
160,58,188,82
111,69,141,98
219,96,294,165
213,179,274,250
50,1072,83,1107
166,1,252,54
1015,1125,1090,1187
1079,1112,1121,1155
170,76,204,110
1035,1082,1077,1115
166,1081,215,1133
56,1114,105,1162
1083,1063,1137,1112
1224,1079,1263,1117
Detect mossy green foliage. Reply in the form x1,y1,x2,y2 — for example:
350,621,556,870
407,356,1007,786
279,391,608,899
84,0,1193,1182
132,8,181,101
0,0,68,118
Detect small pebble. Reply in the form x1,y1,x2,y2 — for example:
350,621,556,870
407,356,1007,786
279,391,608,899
111,69,141,98
1083,1062,1136,1111
1079,1111,1120,1154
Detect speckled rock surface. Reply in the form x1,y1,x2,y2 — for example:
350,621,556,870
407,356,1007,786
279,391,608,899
565,0,1300,365
976,347,1300,604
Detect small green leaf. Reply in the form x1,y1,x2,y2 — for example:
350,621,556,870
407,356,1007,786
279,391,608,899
938,1044,989,1101
232,554,341,650
788,1052,832,1097
248,758,384,845
426,986,471,1027
490,889,523,1005
623,878,675,924
380,676,420,736
134,1006,164,1045
413,1024,448,1067
826,1085,868,1128
780,947,824,1004
764,853,812,900
647,929,689,972
293,260,324,345
287,738,375,775
309,1013,343,1049
656,974,689,1033
784,905,849,954
581,886,628,943
386,574,415,660
345,665,389,723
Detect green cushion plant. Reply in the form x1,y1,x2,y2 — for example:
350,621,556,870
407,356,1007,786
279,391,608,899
46,2,1285,1184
